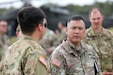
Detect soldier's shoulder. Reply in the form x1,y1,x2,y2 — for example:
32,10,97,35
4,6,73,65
8,39,33,51
83,43,92,48
54,44,62,51
51,44,64,55
83,43,97,56
86,27,92,32
104,28,113,36
85,27,94,36
86,44,93,49
82,42,93,51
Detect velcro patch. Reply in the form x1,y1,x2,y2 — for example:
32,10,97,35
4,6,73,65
39,56,47,67
52,58,61,67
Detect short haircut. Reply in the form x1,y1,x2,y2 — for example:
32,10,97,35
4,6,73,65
17,6,46,35
89,7,103,17
67,15,85,26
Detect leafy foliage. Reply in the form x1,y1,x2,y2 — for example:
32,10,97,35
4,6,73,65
62,1,113,17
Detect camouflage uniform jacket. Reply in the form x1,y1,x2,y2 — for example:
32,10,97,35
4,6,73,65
83,27,113,72
39,28,56,49
50,40,101,75
0,34,10,61
0,35,50,75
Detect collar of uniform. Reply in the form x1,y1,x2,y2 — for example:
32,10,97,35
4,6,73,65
69,41,86,54
22,35,35,41
22,35,46,53
87,27,106,37
61,39,73,54
61,40,86,54
69,41,81,51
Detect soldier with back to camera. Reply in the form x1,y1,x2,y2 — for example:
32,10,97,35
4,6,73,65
0,6,50,75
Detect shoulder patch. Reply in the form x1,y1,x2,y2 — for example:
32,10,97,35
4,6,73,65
39,56,47,67
52,58,61,67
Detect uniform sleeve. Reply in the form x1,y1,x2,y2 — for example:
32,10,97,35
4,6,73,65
50,49,66,75
23,48,48,75
22,49,39,75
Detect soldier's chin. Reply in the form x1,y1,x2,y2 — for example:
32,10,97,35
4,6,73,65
73,39,80,42
94,23,99,26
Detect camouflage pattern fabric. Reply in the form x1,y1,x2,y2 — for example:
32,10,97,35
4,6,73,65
50,40,101,75
0,35,50,75
39,29,56,56
39,28,56,49
83,27,113,72
0,34,10,61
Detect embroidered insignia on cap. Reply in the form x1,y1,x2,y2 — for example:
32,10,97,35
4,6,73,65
39,56,47,66
52,58,61,67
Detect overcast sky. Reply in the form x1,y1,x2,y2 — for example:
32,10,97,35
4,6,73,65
0,0,113,8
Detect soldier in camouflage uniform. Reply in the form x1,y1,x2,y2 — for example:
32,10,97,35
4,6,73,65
50,15,101,75
53,21,67,46
39,28,55,49
0,7,50,75
0,20,10,61
83,8,113,75
39,28,56,56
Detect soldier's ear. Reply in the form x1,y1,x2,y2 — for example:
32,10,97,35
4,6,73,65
37,24,43,32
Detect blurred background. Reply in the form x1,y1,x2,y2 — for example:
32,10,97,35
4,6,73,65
0,0,113,37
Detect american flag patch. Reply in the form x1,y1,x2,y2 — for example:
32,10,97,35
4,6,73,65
52,58,61,67
39,56,47,66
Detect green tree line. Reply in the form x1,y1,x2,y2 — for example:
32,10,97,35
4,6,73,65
62,1,113,17
0,1,113,18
